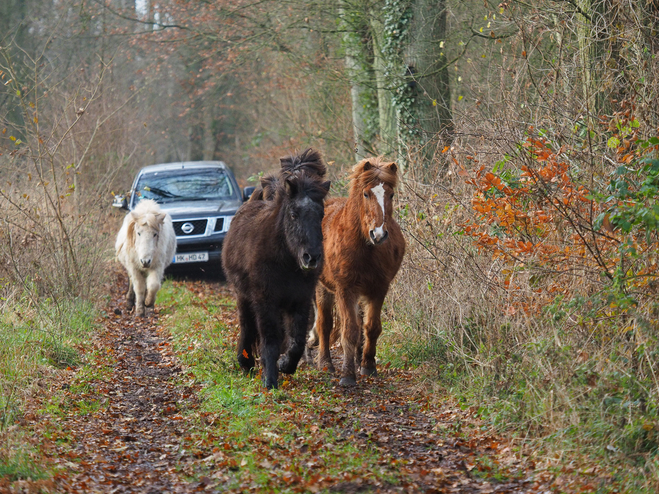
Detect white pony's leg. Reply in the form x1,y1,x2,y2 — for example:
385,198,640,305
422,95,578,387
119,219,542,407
132,270,147,317
126,277,136,310
144,269,161,308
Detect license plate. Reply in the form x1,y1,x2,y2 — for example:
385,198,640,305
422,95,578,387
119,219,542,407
173,252,209,263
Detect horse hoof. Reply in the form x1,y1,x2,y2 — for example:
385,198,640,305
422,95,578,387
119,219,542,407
360,366,377,377
339,376,357,386
318,361,335,374
237,355,255,372
278,356,297,375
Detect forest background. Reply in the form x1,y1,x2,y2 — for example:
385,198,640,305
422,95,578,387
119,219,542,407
2,0,659,490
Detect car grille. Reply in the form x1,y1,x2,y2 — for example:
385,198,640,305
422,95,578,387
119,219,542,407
214,218,225,232
173,219,208,236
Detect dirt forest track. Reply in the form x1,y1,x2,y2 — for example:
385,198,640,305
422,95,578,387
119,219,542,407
4,272,601,493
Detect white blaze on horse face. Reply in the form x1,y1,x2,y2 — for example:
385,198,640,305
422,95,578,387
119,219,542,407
371,182,386,236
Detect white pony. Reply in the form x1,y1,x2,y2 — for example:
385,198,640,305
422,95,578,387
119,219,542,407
115,199,176,317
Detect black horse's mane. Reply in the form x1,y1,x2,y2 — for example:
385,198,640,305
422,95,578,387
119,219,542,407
279,148,326,179
273,172,329,204
250,148,327,202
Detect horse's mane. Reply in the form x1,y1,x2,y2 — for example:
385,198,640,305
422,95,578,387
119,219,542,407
249,173,279,202
274,173,330,204
279,148,326,179
348,157,398,192
251,148,327,202
126,199,164,247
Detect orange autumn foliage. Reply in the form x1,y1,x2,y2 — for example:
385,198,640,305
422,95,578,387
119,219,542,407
461,135,659,316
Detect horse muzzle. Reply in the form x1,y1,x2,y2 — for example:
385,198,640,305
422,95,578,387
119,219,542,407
300,252,322,271
369,228,389,245
140,258,152,268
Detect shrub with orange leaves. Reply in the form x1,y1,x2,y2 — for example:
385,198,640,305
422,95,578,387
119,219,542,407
462,123,659,320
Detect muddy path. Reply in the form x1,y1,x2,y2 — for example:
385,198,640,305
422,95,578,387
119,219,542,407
4,273,597,493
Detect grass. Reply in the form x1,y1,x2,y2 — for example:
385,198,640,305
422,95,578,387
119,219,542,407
0,291,98,426
156,279,400,491
0,286,100,482
0,439,49,482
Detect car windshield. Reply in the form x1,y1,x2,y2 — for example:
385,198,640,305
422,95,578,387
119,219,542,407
133,168,235,204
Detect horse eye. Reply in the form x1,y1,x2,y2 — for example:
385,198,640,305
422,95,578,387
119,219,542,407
390,193,395,199
290,211,298,220
363,192,368,198
137,232,141,236
153,233,158,238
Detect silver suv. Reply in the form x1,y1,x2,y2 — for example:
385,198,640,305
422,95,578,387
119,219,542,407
114,161,249,270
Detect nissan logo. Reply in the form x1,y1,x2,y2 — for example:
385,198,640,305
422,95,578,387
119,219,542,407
181,222,195,234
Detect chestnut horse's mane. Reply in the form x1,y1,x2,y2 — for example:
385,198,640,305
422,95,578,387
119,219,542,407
348,157,398,194
126,199,163,247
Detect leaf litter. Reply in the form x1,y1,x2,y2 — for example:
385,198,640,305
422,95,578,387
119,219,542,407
2,271,613,493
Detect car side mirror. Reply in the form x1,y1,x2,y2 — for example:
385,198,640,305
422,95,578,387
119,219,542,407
243,186,256,201
112,194,128,210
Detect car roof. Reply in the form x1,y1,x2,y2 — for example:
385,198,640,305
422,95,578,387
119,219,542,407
137,161,228,174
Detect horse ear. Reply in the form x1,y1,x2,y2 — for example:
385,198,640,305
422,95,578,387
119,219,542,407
130,211,139,222
387,162,398,174
284,177,298,196
155,212,167,224
362,160,372,171
320,180,331,193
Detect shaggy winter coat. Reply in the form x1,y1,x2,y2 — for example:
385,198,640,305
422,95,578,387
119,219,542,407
115,199,176,317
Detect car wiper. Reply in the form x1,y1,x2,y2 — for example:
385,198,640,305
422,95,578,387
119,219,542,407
142,186,179,199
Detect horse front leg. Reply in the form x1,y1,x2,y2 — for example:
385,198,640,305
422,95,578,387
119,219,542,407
132,271,147,318
315,285,336,373
337,291,360,386
361,296,384,377
303,302,317,364
144,269,161,308
236,296,257,372
125,277,135,311
256,310,283,389
278,300,312,375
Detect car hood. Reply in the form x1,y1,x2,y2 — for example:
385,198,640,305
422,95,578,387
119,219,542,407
158,199,242,217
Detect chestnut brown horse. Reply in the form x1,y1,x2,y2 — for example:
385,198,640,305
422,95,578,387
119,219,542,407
315,157,405,386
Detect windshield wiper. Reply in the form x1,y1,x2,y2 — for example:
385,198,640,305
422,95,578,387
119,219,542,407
142,186,179,199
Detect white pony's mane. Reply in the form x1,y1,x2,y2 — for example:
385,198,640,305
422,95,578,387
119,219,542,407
133,198,162,216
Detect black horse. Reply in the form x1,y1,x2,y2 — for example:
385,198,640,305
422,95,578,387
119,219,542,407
222,163,330,389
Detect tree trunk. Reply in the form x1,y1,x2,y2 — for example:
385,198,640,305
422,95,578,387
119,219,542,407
341,2,375,161
202,104,216,161
370,14,398,156
403,0,453,177
576,0,606,124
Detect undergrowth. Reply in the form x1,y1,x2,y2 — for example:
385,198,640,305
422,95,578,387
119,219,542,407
384,117,659,492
